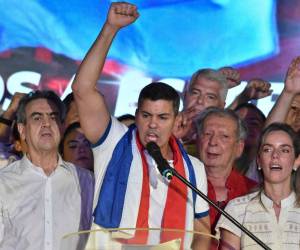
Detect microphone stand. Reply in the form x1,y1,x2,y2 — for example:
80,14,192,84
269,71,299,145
168,167,271,250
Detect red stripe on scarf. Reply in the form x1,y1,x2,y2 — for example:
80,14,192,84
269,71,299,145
125,132,187,248
160,135,187,248
125,131,150,244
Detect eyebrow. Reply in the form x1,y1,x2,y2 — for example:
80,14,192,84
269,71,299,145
30,111,59,117
141,111,172,116
30,112,42,117
262,143,293,148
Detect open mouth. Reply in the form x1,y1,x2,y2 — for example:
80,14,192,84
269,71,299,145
146,132,158,142
269,164,282,171
41,132,52,138
206,152,219,159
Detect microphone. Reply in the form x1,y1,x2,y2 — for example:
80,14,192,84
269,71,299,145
146,142,173,180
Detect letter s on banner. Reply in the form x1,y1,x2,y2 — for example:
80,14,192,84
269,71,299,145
2,71,41,110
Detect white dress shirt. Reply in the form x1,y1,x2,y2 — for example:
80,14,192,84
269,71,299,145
0,155,94,250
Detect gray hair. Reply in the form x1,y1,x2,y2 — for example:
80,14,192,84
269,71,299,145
196,107,247,141
187,68,228,102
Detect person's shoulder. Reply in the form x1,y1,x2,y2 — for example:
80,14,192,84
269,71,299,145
63,160,94,183
185,154,206,178
187,154,203,166
75,165,94,180
92,116,129,150
227,191,259,207
0,159,24,199
0,158,22,176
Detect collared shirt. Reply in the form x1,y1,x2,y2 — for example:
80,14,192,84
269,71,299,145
208,168,257,233
216,191,300,250
0,155,94,250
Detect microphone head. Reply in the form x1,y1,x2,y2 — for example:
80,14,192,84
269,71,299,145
146,141,160,154
146,141,173,180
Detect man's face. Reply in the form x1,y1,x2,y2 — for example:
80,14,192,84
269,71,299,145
197,115,244,171
184,76,225,120
136,99,177,156
18,98,62,154
286,94,300,132
63,128,93,171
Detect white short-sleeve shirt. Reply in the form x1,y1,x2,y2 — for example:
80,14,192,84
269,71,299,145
92,117,209,248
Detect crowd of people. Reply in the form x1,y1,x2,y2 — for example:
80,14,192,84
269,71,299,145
0,2,300,250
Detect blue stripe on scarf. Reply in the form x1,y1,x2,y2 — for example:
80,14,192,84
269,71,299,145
93,124,135,228
176,139,197,212
93,127,197,228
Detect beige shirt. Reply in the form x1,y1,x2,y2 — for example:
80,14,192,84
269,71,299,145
216,191,300,250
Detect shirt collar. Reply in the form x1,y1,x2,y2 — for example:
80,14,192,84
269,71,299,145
21,154,71,175
261,191,296,209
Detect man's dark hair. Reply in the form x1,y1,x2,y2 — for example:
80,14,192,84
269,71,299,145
16,90,66,124
137,82,180,115
62,93,74,115
117,114,135,122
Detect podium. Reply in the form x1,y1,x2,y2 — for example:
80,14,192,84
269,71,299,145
60,224,219,250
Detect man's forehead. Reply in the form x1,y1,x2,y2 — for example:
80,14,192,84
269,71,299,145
139,99,174,110
26,98,58,113
204,115,237,131
192,76,222,90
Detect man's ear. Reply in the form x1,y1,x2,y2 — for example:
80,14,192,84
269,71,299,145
235,140,245,159
17,123,26,141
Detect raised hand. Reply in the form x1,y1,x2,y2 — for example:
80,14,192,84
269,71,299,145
265,57,300,127
284,56,300,94
286,94,300,132
106,2,139,30
173,108,198,141
242,78,273,100
218,66,241,89
4,92,25,119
